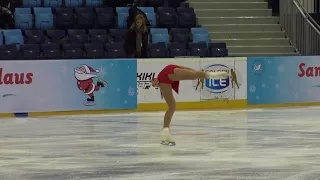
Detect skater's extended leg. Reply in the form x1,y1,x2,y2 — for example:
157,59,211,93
169,68,228,81
169,68,206,81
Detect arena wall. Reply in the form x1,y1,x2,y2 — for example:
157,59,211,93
1,56,320,117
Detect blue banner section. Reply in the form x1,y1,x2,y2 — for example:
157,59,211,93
0,59,137,113
247,56,320,104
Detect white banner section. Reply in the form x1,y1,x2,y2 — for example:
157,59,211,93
137,58,200,103
137,57,247,103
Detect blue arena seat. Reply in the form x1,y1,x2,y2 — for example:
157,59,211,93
144,12,156,27
105,43,126,58
117,13,129,29
210,48,228,57
21,44,41,59
75,8,96,29
41,43,61,59
192,34,210,44
25,30,45,44
177,7,196,28
84,43,105,58
86,0,103,7
14,8,33,30
55,8,75,29
44,0,63,8
148,42,167,58
95,8,115,29
116,7,130,14
0,44,19,60
171,28,189,35
23,0,41,8
150,28,168,35
191,28,209,35
172,33,190,45
157,7,177,29
45,30,66,43
151,34,169,45
168,42,188,57
189,42,208,57
63,43,84,59
65,0,83,7
108,29,126,43
2,29,23,36
150,28,169,45
89,29,108,43
138,7,155,13
0,34,3,45
116,7,129,29
33,8,54,30
2,30,24,45
209,42,227,49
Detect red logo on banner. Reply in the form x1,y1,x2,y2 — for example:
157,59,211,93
0,68,33,85
298,63,320,77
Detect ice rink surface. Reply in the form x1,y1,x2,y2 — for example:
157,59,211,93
1,107,320,180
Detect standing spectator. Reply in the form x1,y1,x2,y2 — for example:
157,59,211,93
0,0,15,29
124,14,149,58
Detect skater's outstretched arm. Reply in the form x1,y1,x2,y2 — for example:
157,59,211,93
152,78,160,87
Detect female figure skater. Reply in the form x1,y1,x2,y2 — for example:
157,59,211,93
152,64,228,146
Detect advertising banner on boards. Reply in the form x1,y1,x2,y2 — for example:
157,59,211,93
247,56,320,104
0,59,137,113
195,57,247,101
137,58,200,103
137,57,247,103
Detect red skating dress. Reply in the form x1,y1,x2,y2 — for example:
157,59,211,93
156,64,180,94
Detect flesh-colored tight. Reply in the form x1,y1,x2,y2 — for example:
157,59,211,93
160,67,207,128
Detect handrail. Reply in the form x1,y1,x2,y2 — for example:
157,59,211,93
294,0,320,32
280,0,320,55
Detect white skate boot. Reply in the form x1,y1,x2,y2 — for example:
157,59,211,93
206,71,229,79
160,127,176,146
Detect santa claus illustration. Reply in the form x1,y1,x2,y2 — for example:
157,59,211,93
74,65,107,106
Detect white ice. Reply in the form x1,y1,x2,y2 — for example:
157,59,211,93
1,107,320,180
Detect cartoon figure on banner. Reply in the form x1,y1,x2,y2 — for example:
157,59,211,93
74,65,107,106
193,64,242,101
195,69,205,90
230,69,239,89
252,60,264,75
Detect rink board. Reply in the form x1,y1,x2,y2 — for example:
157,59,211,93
4,56,320,117
0,59,137,114
137,57,247,103
247,56,320,104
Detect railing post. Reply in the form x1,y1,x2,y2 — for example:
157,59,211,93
280,0,320,55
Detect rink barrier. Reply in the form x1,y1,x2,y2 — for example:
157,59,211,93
137,57,248,109
247,56,320,105
0,58,137,116
3,56,320,118
7,99,246,117
4,100,320,118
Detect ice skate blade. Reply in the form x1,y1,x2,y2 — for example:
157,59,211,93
161,141,176,146
83,101,96,106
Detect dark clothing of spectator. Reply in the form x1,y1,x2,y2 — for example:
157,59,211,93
124,25,148,58
0,0,15,29
164,0,186,8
